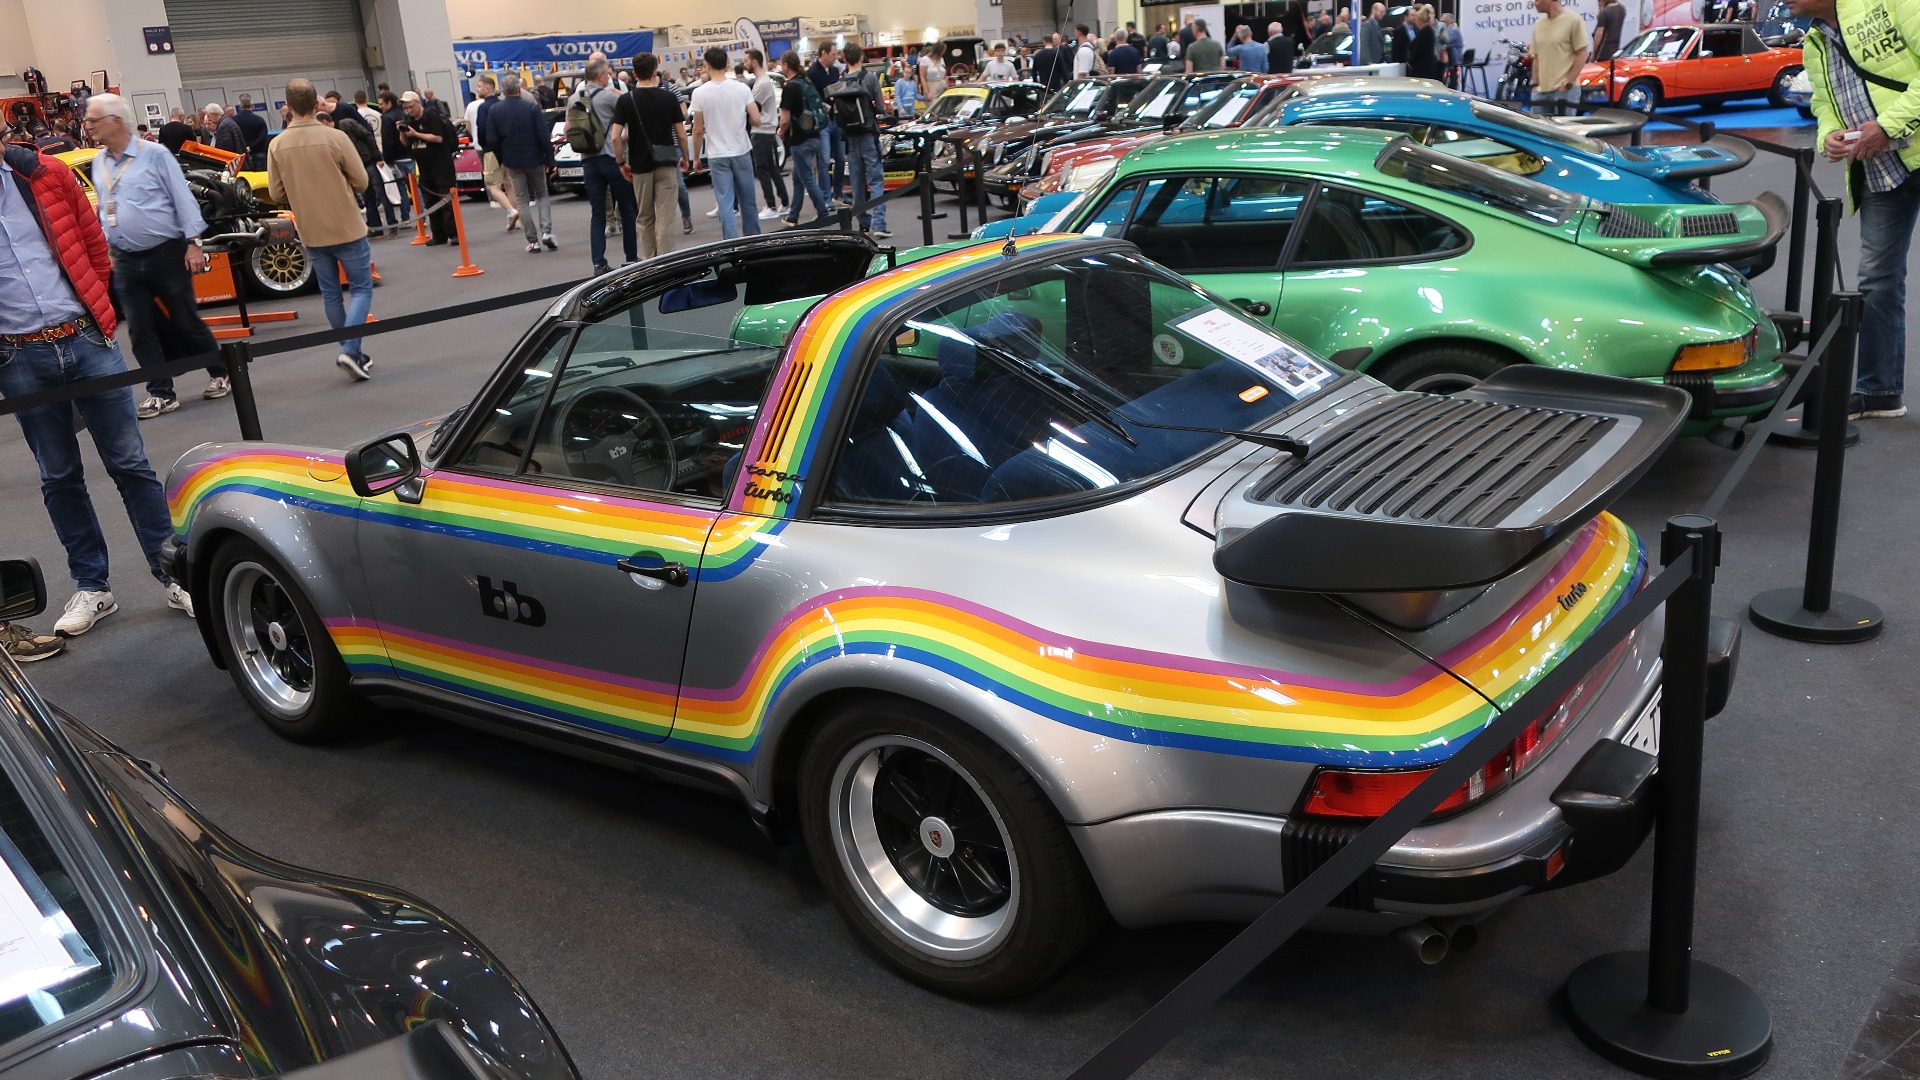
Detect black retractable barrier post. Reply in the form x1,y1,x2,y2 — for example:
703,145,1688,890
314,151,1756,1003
1566,515,1773,1079
948,141,973,239
1782,151,1813,318
975,145,992,226
920,160,938,247
1774,197,1859,448
1749,291,1885,643
1695,121,1716,193
220,340,263,441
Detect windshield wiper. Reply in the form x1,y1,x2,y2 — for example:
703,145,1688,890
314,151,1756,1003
1110,413,1311,459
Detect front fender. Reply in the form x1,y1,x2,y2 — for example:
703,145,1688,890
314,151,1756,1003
166,443,370,667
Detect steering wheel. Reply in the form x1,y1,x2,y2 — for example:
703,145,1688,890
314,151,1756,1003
549,386,678,490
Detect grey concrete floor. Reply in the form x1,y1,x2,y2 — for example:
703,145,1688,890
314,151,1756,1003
1,147,1916,1080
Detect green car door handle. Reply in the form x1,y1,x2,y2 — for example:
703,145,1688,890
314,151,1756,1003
617,554,690,587
1232,298,1272,317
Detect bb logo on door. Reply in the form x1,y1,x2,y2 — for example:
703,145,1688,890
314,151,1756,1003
478,577,547,627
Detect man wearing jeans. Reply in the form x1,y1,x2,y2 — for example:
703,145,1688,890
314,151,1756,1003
0,143,192,636
1796,0,1920,418
268,79,375,381
572,57,638,274
1528,0,1590,114
779,51,832,225
690,47,761,239
80,93,229,420
840,45,889,239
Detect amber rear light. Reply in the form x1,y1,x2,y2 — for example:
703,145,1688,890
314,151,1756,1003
1671,326,1758,372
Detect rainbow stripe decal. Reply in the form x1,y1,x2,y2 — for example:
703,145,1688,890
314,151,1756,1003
325,514,1642,767
166,450,783,582
733,235,1088,516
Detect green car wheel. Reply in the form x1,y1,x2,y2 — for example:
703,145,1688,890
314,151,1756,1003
1372,344,1516,395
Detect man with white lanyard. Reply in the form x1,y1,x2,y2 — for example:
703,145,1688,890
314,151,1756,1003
82,93,226,420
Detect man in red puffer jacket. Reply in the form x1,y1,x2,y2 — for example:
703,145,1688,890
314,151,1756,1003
0,144,194,640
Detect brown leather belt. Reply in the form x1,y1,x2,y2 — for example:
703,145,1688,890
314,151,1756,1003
1,316,94,346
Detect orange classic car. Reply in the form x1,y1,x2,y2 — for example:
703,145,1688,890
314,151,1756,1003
1579,23,1804,112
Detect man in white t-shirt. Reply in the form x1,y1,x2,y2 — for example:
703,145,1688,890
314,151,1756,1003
981,44,1019,82
689,46,762,237
1072,25,1099,77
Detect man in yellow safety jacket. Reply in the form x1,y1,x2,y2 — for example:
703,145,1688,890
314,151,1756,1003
1795,0,1920,417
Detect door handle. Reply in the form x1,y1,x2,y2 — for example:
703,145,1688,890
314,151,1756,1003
1232,298,1272,317
616,554,690,587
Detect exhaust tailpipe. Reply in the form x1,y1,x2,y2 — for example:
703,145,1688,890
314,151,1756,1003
1394,920,1449,965
1432,915,1479,954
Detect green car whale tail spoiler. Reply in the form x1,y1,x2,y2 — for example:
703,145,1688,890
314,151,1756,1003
1212,367,1689,594
1578,190,1790,269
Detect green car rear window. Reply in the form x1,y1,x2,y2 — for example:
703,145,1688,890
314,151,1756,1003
1375,139,1584,227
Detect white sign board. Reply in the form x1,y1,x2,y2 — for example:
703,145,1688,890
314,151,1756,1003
1457,0,1641,90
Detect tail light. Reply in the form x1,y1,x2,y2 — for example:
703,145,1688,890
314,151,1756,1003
1671,325,1758,372
1298,635,1633,823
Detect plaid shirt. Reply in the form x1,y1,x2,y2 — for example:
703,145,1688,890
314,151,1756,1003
1816,18,1911,194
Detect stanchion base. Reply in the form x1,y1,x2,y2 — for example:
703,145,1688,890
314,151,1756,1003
1748,588,1884,643
1766,416,1860,448
1565,952,1771,1079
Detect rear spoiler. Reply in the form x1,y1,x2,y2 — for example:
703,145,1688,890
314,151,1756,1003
1557,108,1649,138
1581,191,1790,270
1212,368,1688,593
280,1022,510,1080
1647,190,1788,267
1658,132,1758,178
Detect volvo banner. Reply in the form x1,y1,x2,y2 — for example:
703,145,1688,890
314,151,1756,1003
453,31,656,67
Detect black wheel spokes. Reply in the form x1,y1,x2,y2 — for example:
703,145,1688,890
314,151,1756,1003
873,749,1013,918
249,579,315,691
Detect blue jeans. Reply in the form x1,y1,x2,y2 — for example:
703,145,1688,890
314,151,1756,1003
676,167,691,222
581,154,637,268
849,133,885,232
390,159,415,221
0,328,173,591
822,121,846,199
787,138,831,221
708,153,761,239
1856,169,1920,403
308,237,375,358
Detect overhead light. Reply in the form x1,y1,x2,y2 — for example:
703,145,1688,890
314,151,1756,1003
925,26,941,43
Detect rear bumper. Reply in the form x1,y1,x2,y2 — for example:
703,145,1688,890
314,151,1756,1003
1661,360,1791,422
1073,624,1662,930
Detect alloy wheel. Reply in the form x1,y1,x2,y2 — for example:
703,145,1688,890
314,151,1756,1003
222,562,315,716
249,240,313,295
828,735,1019,960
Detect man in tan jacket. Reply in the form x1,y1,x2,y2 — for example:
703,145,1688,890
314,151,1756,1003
268,78,375,381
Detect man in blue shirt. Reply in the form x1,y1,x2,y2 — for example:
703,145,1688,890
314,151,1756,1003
1228,25,1268,71
82,93,227,420
0,144,192,638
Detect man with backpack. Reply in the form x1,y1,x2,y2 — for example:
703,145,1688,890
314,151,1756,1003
833,45,888,239
689,46,762,238
808,44,849,205
568,56,637,274
778,50,832,225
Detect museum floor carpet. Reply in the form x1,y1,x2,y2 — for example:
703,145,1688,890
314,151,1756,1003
0,150,1912,1080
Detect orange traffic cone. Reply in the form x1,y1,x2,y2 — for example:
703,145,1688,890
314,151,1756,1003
449,187,484,278
408,173,428,245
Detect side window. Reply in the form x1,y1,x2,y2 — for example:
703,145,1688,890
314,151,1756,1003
1079,178,1157,238
1119,175,1310,272
1290,184,1469,266
1423,126,1545,176
458,273,784,502
1701,30,1743,56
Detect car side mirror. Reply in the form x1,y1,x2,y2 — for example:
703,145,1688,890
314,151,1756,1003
0,558,47,622
346,432,422,501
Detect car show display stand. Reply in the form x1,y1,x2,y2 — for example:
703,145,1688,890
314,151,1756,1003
1566,516,1773,1079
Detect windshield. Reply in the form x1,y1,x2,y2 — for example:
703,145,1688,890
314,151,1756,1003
1468,101,1609,154
1190,80,1265,129
0,754,112,1051
926,92,983,121
1309,29,1352,55
1376,138,1585,225
826,250,1340,508
1119,77,1185,120
1044,80,1106,116
1617,27,1695,59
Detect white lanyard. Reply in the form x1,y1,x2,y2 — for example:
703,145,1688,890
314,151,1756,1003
98,149,133,228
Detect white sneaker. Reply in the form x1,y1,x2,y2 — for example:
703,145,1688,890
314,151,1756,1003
135,395,179,420
54,590,117,637
203,376,232,399
706,206,720,218
337,352,372,381
164,582,194,618
757,207,781,220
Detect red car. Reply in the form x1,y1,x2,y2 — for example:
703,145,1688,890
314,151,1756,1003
1578,23,1803,113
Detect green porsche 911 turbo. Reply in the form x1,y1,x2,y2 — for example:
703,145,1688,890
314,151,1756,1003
1048,126,1789,429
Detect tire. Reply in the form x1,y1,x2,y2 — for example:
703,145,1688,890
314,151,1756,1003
1621,78,1661,114
244,239,316,298
208,539,365,743
1770,65,1803,109
797,697,1102,998
1370,342,1518,395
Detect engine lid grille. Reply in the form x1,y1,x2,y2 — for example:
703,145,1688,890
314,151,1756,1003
1680,210,1740,237
1252,393,1617,529
1595,209,1664,239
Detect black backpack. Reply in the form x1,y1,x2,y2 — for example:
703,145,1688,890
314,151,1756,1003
827,72,878,135
337,115,379,167
793,78,830,139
